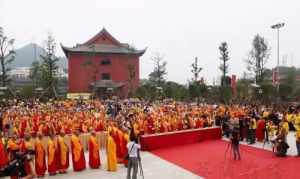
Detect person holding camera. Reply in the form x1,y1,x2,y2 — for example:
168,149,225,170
126,135,141,179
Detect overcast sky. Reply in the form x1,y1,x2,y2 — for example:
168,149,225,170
1,0,299,84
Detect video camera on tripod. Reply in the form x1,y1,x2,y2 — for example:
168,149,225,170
0,150,35,178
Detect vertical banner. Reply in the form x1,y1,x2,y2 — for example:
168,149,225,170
231,75,237,97
272,70,279,86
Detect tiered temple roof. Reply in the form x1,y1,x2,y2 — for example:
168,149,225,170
61,28,146,56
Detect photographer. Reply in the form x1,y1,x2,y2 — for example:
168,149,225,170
126,134,141,179
231,127,241,160
275,127,289,157
0,150,34,179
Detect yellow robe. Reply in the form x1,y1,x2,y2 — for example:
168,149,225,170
282,122,289,135
48,139,56,166
106,135,117,171
58,136,68,167
71,135,83,162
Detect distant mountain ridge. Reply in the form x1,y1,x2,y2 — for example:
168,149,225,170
9,43,67,69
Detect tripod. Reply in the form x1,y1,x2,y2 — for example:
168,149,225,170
262,128,270,149
137,149,144,179
138,158,144,179
224,141,233,160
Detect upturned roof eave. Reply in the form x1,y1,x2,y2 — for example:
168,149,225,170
60,44,146,57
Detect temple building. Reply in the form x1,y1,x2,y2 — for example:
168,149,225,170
61,28,146,98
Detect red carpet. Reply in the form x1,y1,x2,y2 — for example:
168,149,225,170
151,140,300,179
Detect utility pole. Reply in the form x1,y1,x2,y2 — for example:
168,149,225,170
271,22,285,98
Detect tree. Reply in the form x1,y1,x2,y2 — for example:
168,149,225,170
0,27,15,87
279,84,292,101
219,42,229,86
260,84,276,103
191,57,202,82
188,82,207,101
164,81,189,101
149,53,167,87
219,86,232,104
134,79,157,101
236,72,251,102
284,67,297,88
39,34,59,97
245,34,271,84
29,61,41,87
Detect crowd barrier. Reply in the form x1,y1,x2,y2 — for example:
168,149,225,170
140,127,222,151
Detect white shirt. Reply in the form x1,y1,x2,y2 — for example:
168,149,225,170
127,142,141,158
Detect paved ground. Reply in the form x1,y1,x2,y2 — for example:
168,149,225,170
41,150,201,179
5,132,296,179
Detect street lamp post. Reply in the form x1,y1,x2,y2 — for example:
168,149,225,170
271,22,285,98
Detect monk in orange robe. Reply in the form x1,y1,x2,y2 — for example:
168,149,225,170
57,133,69,173
95,118,104,132
0,134,8,168
116,128,125,163
47,134,57,175
112,127,122,163
35,134,47,177
177,117,184,130
122,129,130,167
7,135,19,160
146,115,155,134
88,131,101,169
71,131,86,171
159,120,167,133
256,118,266,142
20,135,35,177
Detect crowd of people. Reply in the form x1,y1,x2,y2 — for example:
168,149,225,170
220,104,300,157
0,99,214,178
0,99,300,178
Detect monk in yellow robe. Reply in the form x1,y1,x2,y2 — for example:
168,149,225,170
107,131,117,171
35,134,46,177
57,132,69,173
122,129,130,167
47,134,57,175
71,131,86,171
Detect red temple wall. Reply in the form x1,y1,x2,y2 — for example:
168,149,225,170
68,53,140,97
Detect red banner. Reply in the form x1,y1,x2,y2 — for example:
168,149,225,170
272,70,279,86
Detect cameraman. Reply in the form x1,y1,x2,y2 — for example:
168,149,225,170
126,134,141,179
275,127,289,157
231,127,241,160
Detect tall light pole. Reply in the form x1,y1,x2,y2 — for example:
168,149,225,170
271,22,285,96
